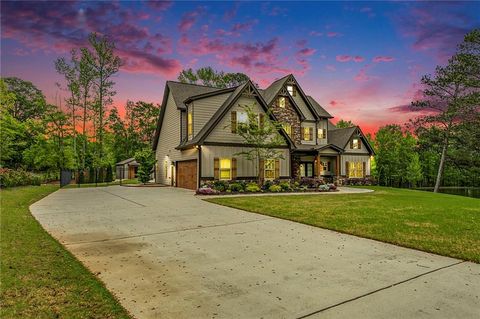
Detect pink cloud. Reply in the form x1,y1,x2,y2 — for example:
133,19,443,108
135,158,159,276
297,48,316,57
327,32,341,38
354,66,371,82
336,55,352,62
309,31,323,37
178,8,203,32
373,56,395,62
353,56,365,62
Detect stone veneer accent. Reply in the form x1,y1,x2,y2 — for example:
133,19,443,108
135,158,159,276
269,96,301,145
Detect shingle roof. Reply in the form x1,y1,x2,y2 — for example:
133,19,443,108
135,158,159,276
328,126,357,149
115,158,138,166
167,81,225,109
261,75,290,105
307,96,333,118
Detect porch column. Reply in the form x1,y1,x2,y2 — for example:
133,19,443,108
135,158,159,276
314,155,320,177
335,155,339,177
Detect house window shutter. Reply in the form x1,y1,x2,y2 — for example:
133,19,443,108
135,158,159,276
350,139,354,149
362,161,366,177
231,158,237,180
359,139,362,149
323,129,327,139
309,127,313,141
274,159,280,179
300,127,304,140
345,161,349,177
327,161,331,171
214,158,219,180
231,111,237,133
259,159,265,180
259,113,265,130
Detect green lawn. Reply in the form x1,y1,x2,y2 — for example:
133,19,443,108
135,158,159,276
64,179,139,188
206,186,480,263
0,186,131,318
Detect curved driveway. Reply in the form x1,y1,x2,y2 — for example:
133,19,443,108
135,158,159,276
30,186,479,319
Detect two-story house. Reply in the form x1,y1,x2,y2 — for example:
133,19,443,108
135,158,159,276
152,74,374,189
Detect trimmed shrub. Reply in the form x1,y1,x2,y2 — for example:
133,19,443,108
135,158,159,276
246,183,261,192
228,182,244,192
213,180,228,192
318,184,330,192
0,168,43,188
279,181,292,191
269,185,282,192
299,177,325,188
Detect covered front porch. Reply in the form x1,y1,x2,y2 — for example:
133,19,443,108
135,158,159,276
291,145,342,181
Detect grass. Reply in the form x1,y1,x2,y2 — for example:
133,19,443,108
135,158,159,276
0,186,132,318
64,178,138,188
206,186,480,263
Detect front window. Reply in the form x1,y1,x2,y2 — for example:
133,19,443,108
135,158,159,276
287,85,296,96
219,158,231,180
278,97,286,108
282,123,292,137
264,159,275,179
352,138,360,149
302,127,313,141
348,162,363,178
187,110,193,139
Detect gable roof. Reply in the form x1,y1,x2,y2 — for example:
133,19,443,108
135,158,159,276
167,81,225,110
307,96,333,118
177,80,295,149
115,158,138,166
328,126,375,154
260,74,290,105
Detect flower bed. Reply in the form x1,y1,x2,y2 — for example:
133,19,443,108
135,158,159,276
196,177,338,195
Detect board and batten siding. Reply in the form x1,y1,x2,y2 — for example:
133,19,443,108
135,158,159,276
345,136,370,154
155,91,198,185
201,145,290,178
292,94,315,120
191,92,232,136
205,96,287,145
340,155,371,176
317,119,328,145
300,122,316,145
180,111,186,141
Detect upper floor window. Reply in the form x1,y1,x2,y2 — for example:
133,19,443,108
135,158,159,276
264,159,276,179
287,85,296,97
282,123,292,137
352,138,361,149
302,127,313,141
278,97,286,108
317,128,326,139
237,111,248,124
187,109,193,139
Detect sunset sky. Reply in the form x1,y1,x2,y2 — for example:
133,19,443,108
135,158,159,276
2,1,479,134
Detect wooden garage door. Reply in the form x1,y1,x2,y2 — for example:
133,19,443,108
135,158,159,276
177,160,197,190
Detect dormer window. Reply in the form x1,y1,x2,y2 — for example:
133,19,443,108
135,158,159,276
287,85,296,97
352,138,361,149
278,97,286,108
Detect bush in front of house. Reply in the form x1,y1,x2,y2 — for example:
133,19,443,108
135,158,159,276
245,183,261,192
0,168,43,188
196,187,220,195
228,182,244,192
269,184,282,192
299,177,325,188
342,177,376,186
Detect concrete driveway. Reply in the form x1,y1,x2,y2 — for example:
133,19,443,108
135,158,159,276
30,186,479,319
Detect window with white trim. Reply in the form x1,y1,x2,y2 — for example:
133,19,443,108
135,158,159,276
237,112,248,125
219,158,231,180
352,138,360,149
187,109,193,139
264,159,275,179
287,85,296,96
348,162,363,178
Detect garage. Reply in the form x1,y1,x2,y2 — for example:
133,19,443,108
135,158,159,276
176,160,197,190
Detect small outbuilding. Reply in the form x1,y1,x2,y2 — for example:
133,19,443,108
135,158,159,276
115,158,139,179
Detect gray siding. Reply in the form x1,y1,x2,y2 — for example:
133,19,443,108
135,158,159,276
205,95,287,145
192,93,231,137
201,146,290,178
155,91,198,185
340,154,371,176
180,111,186,141
345,136,370,154
292,94,315,120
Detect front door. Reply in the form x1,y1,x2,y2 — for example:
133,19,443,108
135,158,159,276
299,162,314,177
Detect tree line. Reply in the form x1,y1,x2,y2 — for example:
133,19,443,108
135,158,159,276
1,33,159,182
